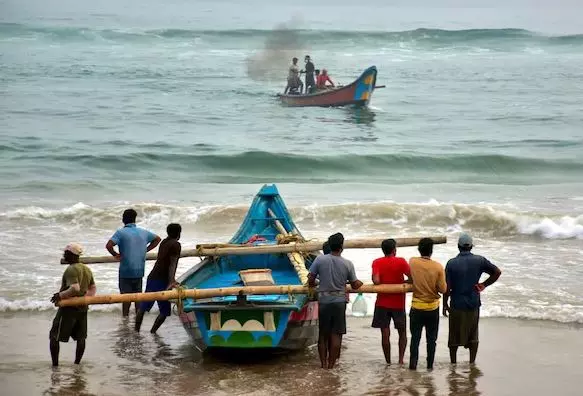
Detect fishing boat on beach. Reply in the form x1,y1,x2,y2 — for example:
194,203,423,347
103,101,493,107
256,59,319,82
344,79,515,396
278,66,380,107
176,184,319,351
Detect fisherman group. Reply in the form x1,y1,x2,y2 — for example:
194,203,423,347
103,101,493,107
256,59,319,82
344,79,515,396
49,210,500,371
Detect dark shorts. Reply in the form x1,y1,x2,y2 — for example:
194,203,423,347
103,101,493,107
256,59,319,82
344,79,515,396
371,307,406,330
139,279,171,317
119,277,143,294
448,308,480,348
49,308,88,342
319,302,347,335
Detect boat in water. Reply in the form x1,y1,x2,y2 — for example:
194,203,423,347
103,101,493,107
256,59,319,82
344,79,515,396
177,184,319,351
278,66,379,107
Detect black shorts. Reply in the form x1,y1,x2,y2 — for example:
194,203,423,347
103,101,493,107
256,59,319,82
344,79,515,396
119,277,142,294
49,308,88,342
448,308,480,348
371,307,406,330
319,302,347,335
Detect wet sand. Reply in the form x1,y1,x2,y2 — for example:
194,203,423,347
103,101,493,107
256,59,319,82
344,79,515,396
1,312,581,396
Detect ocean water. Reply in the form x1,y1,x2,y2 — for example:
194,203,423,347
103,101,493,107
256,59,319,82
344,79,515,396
1,0,583,329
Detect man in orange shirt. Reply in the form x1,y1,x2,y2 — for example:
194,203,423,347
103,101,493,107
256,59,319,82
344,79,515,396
408,238,447,371
371,239,411,365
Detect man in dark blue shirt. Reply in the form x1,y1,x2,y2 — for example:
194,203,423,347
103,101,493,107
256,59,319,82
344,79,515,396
443,233,501,364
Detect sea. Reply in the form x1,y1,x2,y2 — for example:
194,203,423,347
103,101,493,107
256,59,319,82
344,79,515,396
1,0,583,395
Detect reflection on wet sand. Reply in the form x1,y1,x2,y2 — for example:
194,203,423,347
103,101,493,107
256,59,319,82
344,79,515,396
448,365,482,396
46,366,94,396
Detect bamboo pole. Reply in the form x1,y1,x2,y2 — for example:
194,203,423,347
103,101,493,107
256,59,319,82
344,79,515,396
63,236,447,264
58,283,413,307
267,208,309,285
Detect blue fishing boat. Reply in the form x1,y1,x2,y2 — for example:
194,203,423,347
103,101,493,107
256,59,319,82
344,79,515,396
177,185,318,351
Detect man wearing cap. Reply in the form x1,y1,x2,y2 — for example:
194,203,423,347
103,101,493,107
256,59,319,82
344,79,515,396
443,233,502,364
106,208,161,317
308,233,363,369
49,243,96,367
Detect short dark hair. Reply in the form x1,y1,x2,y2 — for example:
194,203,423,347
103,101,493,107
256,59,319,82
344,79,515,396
322,241,331,255
458,244,472,252
418,237,434,257
328,232,344,253
381,239,396,256
167,223,182,239
122,209,137,225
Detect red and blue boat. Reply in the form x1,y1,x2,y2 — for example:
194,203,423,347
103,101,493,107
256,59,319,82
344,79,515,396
278,66,379,107
177,185,319,351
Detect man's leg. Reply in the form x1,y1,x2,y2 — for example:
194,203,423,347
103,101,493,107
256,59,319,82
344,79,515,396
119,278,131,317
450,346,459,364
74,339,86,364
318,333,329,369
409,309,422,370
133,279,143,315
381,328,391,365
135,309,145,332
469,343,479,364
150,315,167,334
425,309,439,370
327,333,342,369
394,312,407,365
50,339,60,367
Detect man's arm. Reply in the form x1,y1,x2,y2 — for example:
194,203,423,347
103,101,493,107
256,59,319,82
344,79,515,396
443,263,451,317
167,245,181,289
476,258,502,292
307,257,320,287
87,273,97,297
146,234,161,252
347,261,363,290
437,267,447,294
106,239,119,258
371,260,381,285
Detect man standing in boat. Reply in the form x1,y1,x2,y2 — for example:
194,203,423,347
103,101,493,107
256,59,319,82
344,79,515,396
308,233,363,369
284,57,303,94
443,233,501,365
135,223,182,334
371,239,411,365
49,243,96,367
301,55,316,93
106,209,161,317
408,237,447,371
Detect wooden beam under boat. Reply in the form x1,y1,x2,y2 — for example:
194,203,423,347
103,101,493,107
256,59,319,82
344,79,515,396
62,236,447,264
58,283,413,307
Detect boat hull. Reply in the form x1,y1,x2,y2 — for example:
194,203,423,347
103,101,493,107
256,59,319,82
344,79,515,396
179,301,319,351
278,66,377,108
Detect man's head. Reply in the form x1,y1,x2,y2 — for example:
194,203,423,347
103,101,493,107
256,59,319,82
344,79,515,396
328,232,344,253
292,57,298,65
167,223,182,240
322,69,328,76
315,69,320,76
63,242,83,264
322,241,331,255
122,208,137,225
305,55,311,63
418,237,434,257
381,238,397,256
458,233,473,252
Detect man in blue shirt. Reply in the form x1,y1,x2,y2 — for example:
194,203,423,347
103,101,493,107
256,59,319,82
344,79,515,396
443,233,501,364
106,209,161,317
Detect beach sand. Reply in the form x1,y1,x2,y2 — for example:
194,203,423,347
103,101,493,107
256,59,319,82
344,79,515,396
0,312,581,396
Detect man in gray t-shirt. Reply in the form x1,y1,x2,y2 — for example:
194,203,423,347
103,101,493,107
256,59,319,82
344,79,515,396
309,233,362,369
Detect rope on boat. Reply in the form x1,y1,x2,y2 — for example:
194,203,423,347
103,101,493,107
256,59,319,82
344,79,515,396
175,285,187,315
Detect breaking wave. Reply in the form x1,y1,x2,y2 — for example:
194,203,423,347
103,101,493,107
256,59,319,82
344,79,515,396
2,201,582,240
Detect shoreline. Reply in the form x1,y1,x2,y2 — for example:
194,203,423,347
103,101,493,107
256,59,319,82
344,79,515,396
1,312,581,395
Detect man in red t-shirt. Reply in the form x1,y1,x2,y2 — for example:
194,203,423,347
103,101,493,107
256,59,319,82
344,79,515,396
371,238,411,365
